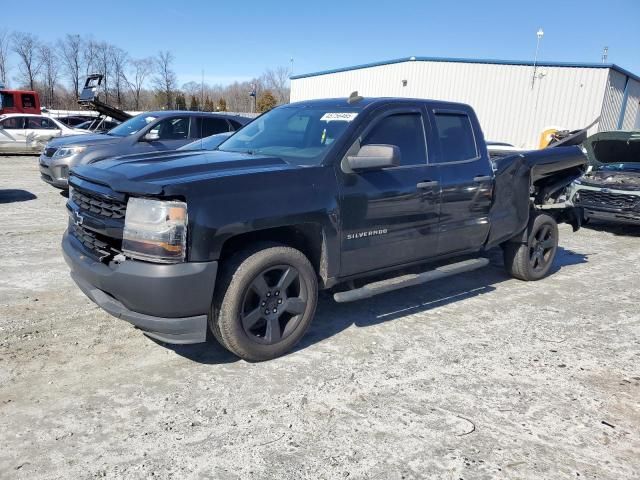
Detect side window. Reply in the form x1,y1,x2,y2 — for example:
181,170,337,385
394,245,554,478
228,119,244,131
1,92,15,108
21,94,36,109
433,113,478,162
200,117,230,137
27,117,57,129
150,117,190,140
362,113,427,167
1,117,24,129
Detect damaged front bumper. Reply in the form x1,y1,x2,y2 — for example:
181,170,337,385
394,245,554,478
570,183,640,225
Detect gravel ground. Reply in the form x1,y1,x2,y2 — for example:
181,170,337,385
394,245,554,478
1,155,639,480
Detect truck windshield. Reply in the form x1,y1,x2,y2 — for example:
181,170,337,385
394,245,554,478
107,114,157,137
217,106,359,166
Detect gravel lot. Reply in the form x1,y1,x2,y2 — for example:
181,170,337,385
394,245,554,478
1,155,639,480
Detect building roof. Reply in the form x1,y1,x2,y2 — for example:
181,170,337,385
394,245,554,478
290,56,640,83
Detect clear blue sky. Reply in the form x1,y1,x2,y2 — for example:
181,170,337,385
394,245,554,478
3,0,639,86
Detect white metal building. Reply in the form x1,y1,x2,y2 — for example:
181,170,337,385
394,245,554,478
290,57,640,149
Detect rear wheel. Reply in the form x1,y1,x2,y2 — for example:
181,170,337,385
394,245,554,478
211,244,318,361
503,213,559,281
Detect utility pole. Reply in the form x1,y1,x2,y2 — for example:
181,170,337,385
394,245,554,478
201,69,204,111
532,28,544,89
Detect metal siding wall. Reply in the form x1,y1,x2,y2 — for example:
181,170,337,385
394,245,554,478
599,70,627,131
290,61,610,148
621,78,640,130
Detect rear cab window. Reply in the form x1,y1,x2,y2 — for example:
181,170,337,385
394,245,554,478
433,112,478,163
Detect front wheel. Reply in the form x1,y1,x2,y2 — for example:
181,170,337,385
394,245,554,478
503,213,559,281
211,244,318,361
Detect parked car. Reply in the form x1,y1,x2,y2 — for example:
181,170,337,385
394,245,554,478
62,97,586,361
74,117,121,133
178,131,234,151
40,111,249,189
0,113,89,154
56,115,97,128
571,130,640,225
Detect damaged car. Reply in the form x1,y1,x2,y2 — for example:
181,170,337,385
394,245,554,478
571,131,640,225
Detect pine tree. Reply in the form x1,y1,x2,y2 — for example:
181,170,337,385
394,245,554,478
257,90,277,113
204,96,214,112
175,93,187,110
217,98,227,112
189,95,200,111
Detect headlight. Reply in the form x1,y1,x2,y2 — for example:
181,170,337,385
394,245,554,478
122,198,187,263
53,146,86,158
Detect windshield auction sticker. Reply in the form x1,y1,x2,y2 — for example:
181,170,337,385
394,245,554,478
320,112,358,122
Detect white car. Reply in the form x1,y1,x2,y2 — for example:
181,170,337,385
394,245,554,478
0,113,88,154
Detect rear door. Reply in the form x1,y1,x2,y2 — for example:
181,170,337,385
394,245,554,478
24,116,62,152
0,116,26,152
338,107,441,277
429,108,493,255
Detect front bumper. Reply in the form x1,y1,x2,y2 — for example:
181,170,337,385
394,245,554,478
572,184,640,226
62,231,218,344
39,153,73,189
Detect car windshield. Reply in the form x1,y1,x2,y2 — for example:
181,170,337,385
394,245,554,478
217,106,359,166
107,114,157,137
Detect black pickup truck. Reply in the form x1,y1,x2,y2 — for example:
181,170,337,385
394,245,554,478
62,97,586,361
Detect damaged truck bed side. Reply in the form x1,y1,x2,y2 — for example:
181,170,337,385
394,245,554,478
571,130,640,225
62,97,587,361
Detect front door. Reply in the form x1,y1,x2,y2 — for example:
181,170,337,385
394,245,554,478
338,110,441,277
0,116,26,153
24,116,61,152
134,116,192,153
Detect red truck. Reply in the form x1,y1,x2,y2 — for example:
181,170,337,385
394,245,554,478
0,89,41,115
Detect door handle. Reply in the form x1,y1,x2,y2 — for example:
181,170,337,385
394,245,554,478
473,175,492,182
417,180,439,189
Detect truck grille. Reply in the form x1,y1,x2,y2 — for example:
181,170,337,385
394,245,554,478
71,189,127,219
578,190,640,210
44,147,57,157
70,222,120,261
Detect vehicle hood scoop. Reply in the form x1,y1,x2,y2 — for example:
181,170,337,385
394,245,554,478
72,150,294,195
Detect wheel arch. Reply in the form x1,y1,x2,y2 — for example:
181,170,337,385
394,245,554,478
217,223,331,288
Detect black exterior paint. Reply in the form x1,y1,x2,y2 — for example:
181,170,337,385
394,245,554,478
65,98,587,339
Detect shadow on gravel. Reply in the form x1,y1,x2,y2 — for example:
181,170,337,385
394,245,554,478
150,336,240,365
583,220,640,237
0,189,37,204
163,246,588,363
297,246,589,353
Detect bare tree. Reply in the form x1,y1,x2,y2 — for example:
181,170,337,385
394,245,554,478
110,47,128,108
153,50,177,109
95,41,113,102
58,34,83,100
39,43,60,107
82,38,98,79
128,57,153,110
0,29,10,85
11,32,43,90
262,66,291,104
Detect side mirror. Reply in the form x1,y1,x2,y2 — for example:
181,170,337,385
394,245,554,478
142,131,160,141
347,144,400,171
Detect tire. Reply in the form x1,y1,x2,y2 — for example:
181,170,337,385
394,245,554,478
503,213,559,281
210,243,318,361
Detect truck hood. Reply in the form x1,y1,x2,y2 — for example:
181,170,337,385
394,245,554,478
71,150,297,196
47,132,121,148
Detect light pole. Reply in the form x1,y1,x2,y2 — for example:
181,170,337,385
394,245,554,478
532,28,544,89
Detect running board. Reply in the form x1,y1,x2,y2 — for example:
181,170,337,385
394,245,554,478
333,258,490,303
